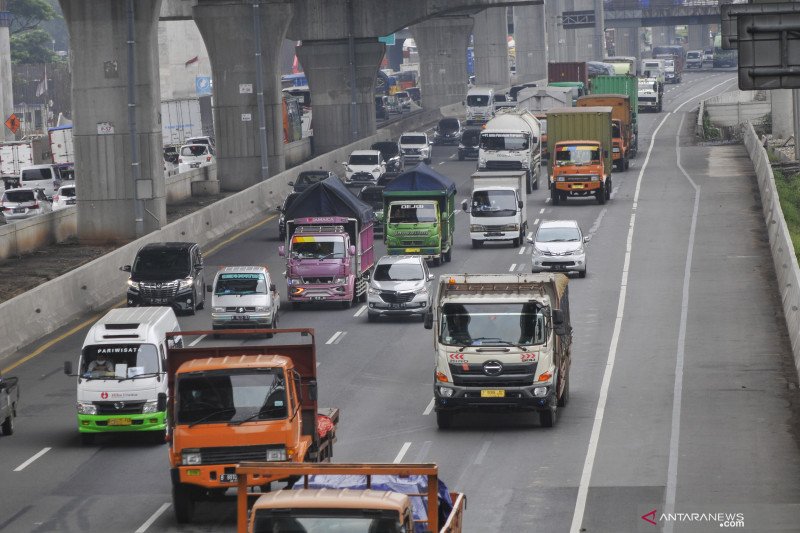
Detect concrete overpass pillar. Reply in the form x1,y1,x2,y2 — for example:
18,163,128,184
571,0,597,61
615,27,641,60
194,1,291,191
546,0,565,63
472,8,510,90
413,16,474,110
0,4,14,142
514,5,548,83
296,39,384,155
652,26,675,46
61,0,165,243
772,90,794,140
687,24,709,51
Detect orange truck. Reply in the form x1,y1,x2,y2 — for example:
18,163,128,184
576,94,633,172
165,328,338,523
547,106,614,206
235,463,466,533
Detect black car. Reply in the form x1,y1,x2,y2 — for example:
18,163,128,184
433,118,463,146
458,128,481,161
370,141,403,173
357,185,385,236
121,242,206,315
405,87,421,103
375,95,388,121
289,170,337,193
278,192,301,240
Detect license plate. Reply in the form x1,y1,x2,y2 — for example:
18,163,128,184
13,207,25,213
152,298,168,304
485,232,502,237
311,296,325,301
232,315,250,320
480,390,505,398
405,248,421,253
219,473,238,483
108,418,132,426
66,199,76,205
190,163,200,168
571,184,584,189
389,303,406,309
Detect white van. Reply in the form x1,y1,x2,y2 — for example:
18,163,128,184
19,164,62,198
207,266,280,336
65,306,181,445
465,87,495,125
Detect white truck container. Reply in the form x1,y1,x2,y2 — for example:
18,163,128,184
464,86,495,125
462,170,528,249
48,125,74,166
0,142,34,188
516,86,572,114
161,96,214,147
478,109,542,194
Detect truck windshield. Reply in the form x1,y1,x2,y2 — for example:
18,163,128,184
215,273,267,295
81,344,159,379
290,236,346,259
176,370,287,425
253,510,402,533
555,146,600,166
467,94,490,106
470,190,517,217
389,203,437,224
439,302,546,347
480,133,529,151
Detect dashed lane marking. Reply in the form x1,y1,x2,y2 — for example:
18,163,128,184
325,331,343,345
393,442,412,463
509,264,517,272
354,305,367,317
423,397,435,416
14,448,51,472
135,503,171,533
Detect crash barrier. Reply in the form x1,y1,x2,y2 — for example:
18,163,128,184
166,163,217,204
706,91,770,128
742,121,800,380
696,98,705,138
0,104,449,360
0,206,76,260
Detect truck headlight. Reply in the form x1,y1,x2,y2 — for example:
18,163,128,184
77,402,97,415
266,447,287,462
557,176,565,182
127,280,139,291
590,175,599,182
438,386,454,397
212,306,225,313
254,306,268,312
470,224,485,232
333,277,347,284
502,224,519,231
286,278,300,285
182,450,202,465
612,147,620,153
533,386,548,397
178,277,194,290
142,400,159,413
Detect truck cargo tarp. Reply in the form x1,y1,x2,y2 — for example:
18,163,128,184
385,163,457,195
295,474,454,533
286,176,374,224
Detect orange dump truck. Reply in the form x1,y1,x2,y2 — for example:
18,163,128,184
577,94,634,172
165,328,338,523
235,463,466,533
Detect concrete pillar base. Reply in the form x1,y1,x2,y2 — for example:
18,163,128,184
413,16,474,110
515,5,548,83
191,179,220,196
297,39,385,155
473,7,510,90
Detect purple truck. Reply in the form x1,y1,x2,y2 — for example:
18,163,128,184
278,177,375,308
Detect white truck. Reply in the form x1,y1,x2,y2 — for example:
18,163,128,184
161,96,214,147
477,109,542,194
462,170,528,249
0,142,35,189
424,273,573,429
464,86,495,125
638,77,663,113
516,86,572,114
48,125,75,180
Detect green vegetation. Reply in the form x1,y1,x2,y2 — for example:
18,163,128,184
702,109,721,141
8,0,62,64
772,169,800,258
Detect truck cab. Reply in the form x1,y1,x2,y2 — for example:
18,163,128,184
464,87,495,125
638,78,663,112
463,170,527,249
552,141,609,205
385,200,441,258
477,110,542,193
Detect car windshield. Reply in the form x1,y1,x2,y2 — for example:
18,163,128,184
132,249,190,277
467,94,490,106
373,262,424,281
59,187,76,197
439,302,547,347
21,168,51,181
290,236,346,259
439,119,459,132
181,145,208,157
3,190,35,203
480,133,530,151
215,273,267,295
471,190,517,217
400,135,426,145
253,511,401,533
687,52,701,59
297,173,327,185
536,226,582,242
461,130,480,145
349,154,379,165
80,344,159,379
388,203,437,223
396,92,408,99
555,145,600,165
371,143,399,158
176,370,287,425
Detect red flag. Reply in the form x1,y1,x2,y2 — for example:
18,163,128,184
184,56,199,67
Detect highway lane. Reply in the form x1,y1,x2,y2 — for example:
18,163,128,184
3,70,797,533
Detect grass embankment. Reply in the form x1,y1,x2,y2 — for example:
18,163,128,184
772,169,800,257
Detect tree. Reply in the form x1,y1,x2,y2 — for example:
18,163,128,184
11,28,58,64
8,0,59,35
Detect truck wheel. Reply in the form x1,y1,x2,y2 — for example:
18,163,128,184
436,411,453,430
151,428,167,445
551,187,560,206
1,414,14,436
606,178,613,200
558,374,570,407
597,184,606,205
525,170,533,194
173,483,195,524
471,239,482,249
512,237,520,248
540,403,557,428
443,249,452,263
458,151,465,161
342,298,352,310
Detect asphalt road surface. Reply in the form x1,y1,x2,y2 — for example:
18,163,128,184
2,70,799,533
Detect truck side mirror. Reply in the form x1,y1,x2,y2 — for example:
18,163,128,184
553,309,565,325
270,283,277,292
206,284,213,293
583,236,590,243
278,245,286,257
288,181,294,187
423,311,433,329
461,199,469,212
157,392,167,412
518,200,523,209
349,245,356,256
308,379,318,401
428,273,434,281
63,361,73,375
120,265,131,272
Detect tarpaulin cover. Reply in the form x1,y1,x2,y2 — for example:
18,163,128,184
286,176,373,224
384,163,456,195
295,474,454,533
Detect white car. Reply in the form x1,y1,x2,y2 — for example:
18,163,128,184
178,143,215,173
1,187,52,221
367,255,434,322
529,220,588,278
686,50,703,69
185,135,215,151
52,184,77,210
208,266,280,336
344,150,385,184
395,91,412,110
398,132,432,166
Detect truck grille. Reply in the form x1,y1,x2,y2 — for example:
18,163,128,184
139,281,180,299
398,231,429,236
197,445,284,465
301,277,334,284
94,400,146,415
640,96,657,103
565,175,594,182
486,161,523,171
380,291,415,303
484,225,506,232
224,306,256,312
450,363,537,387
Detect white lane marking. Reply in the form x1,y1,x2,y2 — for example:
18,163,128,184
454,209,461,215
325,331,343,345
518,246,526,255
509,264,517,272
393,442,412,463
474,441,492,465
545,197,551,203
527,231,533,239
14,448,51,472
449,154,456,159
517,264,526,272
610,185,620,199
423,397,435,416
438,161,445,165
333,331,347,344
569,110,672,533
188,335,206,347
414,441,432,462
354,305,367,317
588,208,607,237
135,503,171,533
663,114,700,533
672,77,737,114
539,208,545,214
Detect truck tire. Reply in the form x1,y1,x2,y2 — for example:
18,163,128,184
173,483,195,524
525,170,533,194
443,248,452,263
540,402,557,428
597,184,606,205
1,414,13,436
458,151,465,161
558,374,570,407
472,239,482,249
436,411,453,430
512,237,520,248
606,178,613,200
532,170,539,190
551,187,560,206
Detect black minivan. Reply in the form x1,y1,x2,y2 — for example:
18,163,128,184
458,128,481,161
121,242,206,315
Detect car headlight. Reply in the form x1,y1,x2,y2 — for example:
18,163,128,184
127,280,139,291
266,447,287,462
502,224,519,231
590,175,599,182
179,277,194,290
533,386,548,397
438,386,454,397
333,277,347,284
212,306,225,313
182,450,202,465
254,306,268,312
77,402,97,415
368,286,380,295
142,400,159,413
532,246,543,256
372,168,380,173
470,224,485,232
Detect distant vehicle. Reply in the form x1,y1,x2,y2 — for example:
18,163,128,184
370,141,403,173
1,187,52,221
703,49,714,65
492,92,516,112
161,96,214,146
177,143,215,173
277,192,300,240
395,91,412,110
398,132,432,166
19,164,62,199
186,135,215,150
345,150,385,184
289,170,337,193
375,95,388,120
686,50,704,69
587,61,616,77
357,185,385,236
207,266,280,335
433,118,463,146
366,255,434,322
405,86,421,103
384,94,402,115
52,184,77,211
163,145,180,165
0,370,19,436
458,128,481,161
529,219,589,277
464,87,494,125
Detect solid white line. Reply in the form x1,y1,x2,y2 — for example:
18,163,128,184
188,334,206,347
325,331,342,345
393,442,412,463
449,154,456,159
135,503,171,533
518,246,526,255
539,208,546,214
474,441,492,465
663,114,700,533
509,264,516,272
423,397,435,416
353,305,367,317
14,447,51,472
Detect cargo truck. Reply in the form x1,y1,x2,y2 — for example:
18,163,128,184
605,56,638,76
547,106,613,205
464,86,494,125
462,170,527,249
477,109,542,193
548,61,589,87
0,139,50,189
638,78,663,113
166,328,338,524
0,370,19,436
384,164,456,266
161,96,214,146
424,273,573,429
48,125,75,179
279,177,375,308
235,463,466,533
577,94,634,171
590,74,639,144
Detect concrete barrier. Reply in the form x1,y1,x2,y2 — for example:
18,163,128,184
706,91,770,128
0,207,76,260
165,164,216,203
742,121,800,380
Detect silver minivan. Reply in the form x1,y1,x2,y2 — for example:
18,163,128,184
207,266,280,336
367,255,434,322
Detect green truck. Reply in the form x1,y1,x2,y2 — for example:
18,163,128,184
383,163,456,265
590,75,639,146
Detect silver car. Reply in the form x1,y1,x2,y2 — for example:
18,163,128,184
367,255,434,321
529,220,588,278
1,188,52,221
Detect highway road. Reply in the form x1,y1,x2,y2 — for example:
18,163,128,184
2,70,799,533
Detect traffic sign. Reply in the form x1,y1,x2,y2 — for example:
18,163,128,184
4,113,20,134
379,34,396,46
